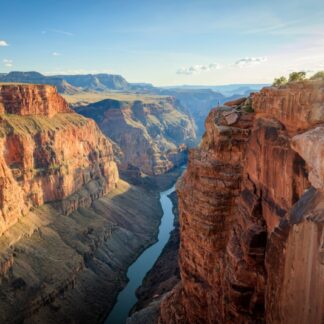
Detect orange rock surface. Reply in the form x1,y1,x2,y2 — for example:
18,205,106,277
0,84,71,117
159,80,324,323
0,84,119,235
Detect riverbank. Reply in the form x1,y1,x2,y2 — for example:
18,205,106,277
132,191,180,312
0,180,163,324
126,191,180,324
105,184,177,324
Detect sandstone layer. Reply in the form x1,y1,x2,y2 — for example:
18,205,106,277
0,85,119,235
159,80,324,323
76,97,196,176
0,84,72,117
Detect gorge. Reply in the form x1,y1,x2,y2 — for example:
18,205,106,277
2,1,323,323
0,83,183,323
0,78,323,324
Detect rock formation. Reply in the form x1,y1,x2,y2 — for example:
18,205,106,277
0,84,167,323
159,80,324,323
0,84,119,235
0,83,72,117
76,97,196,176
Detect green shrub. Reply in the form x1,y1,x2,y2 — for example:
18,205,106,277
310,71,324,80
288,71,306,82
272,76,287,87
242,103,254,113
49,162,60,171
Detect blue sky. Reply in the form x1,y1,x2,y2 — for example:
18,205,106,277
0,0,323,85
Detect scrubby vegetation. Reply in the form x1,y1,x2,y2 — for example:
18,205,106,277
272,70,323,87
272,76,288,87
288,71,306,82
310,71,324,80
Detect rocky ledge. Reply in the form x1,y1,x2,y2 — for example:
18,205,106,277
159,80,324,323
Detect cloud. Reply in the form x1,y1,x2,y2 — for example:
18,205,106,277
235,57,268,68
0,40,8,46
177,63,222,75
52,52,61,56
3,59,13,67
177,57,268,75
42,29,74,36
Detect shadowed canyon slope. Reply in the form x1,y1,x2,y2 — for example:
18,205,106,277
76,97,196,176
159,80,324,323
0,84,165,323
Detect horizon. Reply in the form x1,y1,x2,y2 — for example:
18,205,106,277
1,0,323,86
0,70,271,88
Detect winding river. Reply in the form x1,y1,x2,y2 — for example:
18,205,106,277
105,185,176,324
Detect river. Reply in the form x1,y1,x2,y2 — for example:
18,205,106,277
105,185,176,324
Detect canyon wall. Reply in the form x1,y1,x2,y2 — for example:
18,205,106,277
0,84,119,235
0,84,72,117
76,97,196,176
159,80,324,323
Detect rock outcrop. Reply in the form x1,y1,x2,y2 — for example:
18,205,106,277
76,97,196,175
159,80,324,323
0,84,71,117
0,83,118,235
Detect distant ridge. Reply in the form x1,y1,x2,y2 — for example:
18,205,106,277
0,71,156,93
0,71,79,94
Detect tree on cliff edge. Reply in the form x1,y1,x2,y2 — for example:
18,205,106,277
288,71,306,82
272,76,287,87
310,71,324,80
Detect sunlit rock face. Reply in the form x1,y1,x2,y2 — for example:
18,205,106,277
159,80,324,323
0,84,72,117
0,84,119,235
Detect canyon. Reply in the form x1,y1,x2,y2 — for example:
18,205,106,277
0,83,174,323
156,80,324,323
0,78,323,324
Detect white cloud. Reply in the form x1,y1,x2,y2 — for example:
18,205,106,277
0,40,8,47
42,29,74,36
3,59,13,67
235,57,268,68
177,63,222,75
52,52,61,56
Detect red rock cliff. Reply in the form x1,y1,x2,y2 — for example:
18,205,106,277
0,84,119,235
0,84,72,117
159,80,324,323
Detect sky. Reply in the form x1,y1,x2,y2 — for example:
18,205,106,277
0,0,323,86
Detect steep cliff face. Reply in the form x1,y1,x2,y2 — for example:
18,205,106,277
76,97,196,176
159,80,324,323
0,83,72,116
0,84,118,235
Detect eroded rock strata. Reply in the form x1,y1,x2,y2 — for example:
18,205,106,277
159,80,324,323
0,84,163,323
76,97,196,176
0,84,118,235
